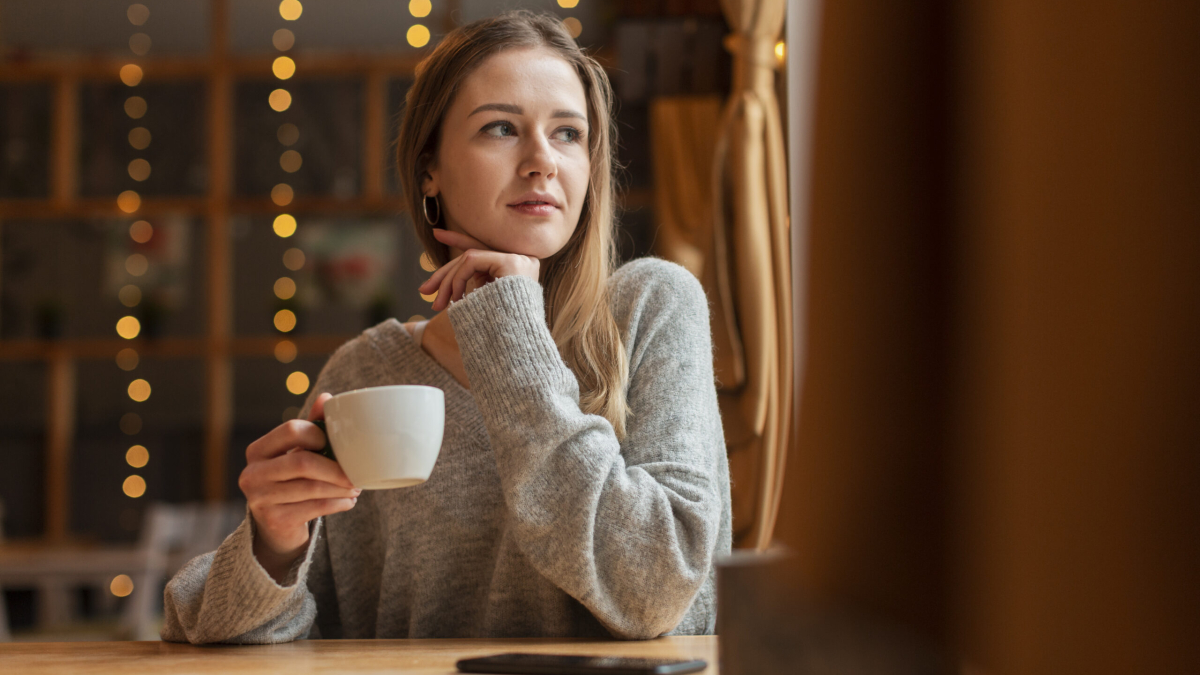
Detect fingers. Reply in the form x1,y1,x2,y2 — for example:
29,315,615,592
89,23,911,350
257,449,356,489
418,252,465,298
246,418,326,463
255,497,358,536
432,227,490,251
255,478,359,506
309,392,333,422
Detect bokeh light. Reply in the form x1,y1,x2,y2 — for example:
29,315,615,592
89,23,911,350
279,0,303,21
407,25,431,48
128,379,152,402
110,574,135,597
282,247,306,271
273,56,296,80
775,40,785,63
117,190,141,213
274,339,298,363
274,309,297,332
280,150,303,173
124,96,147,119
277,123,300,146
406,314,427,323
273,214,297,237
116,348,140,371
125,253,149,276
122,475,147,498
120,412,143,434
269,88,292,112
286,371,310,395
126,445,149,468
120,64,144,87
119,284,142,307
558,0,580,7
128,127,151,150
273,28,296,51
128,158,151,182
130,220,153,243
419,252,436,272
116,316,141,340
421,290,438,303
563,17,582,39
127,4,150,26
274,276,297,300
409,0,431,18
129,32,151,56
271,183,294,206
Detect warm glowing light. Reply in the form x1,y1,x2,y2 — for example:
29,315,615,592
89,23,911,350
563,17,582,39
409,0,431,17
280,150,302,173
286,371,310,395
275,339,298,363
129,32,151,56
110,574,135,597
124,96,147,119
117,190,141,213
557,0,580,7
120,412,142,434
128,379,151,402
274,276,297,300
421,290,438,303
128,158,151,182
125,253,149,277
775,40,785,63
273,28,296,51
406,314,427,323
279,0,303,21
119,284,142,307
271,183,294,206
419,252,436,272
407,24,431,48
127,4,150,26
277,123,300,146
282,406,301,422
116,316,141,340
273,56,296,80
269,88,293,112
120,64,144,87
273,214,297,237
128,127,151,150
282,247,306,271
126,445,149,468
116,348,140,371
130,220,153,243
274,309,297,332
122,475,147,498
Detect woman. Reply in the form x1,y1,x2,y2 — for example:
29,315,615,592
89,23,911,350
161,10,731,643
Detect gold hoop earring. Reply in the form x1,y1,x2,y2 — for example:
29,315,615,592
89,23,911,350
422,195,440,225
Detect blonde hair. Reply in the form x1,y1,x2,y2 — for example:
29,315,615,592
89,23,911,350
395,10,630,439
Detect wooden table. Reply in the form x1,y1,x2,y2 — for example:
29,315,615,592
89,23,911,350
0,636,719,674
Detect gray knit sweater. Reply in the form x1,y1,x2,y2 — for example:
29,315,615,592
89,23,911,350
160,257,731,643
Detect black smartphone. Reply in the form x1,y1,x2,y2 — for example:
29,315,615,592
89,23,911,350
455,653,708,675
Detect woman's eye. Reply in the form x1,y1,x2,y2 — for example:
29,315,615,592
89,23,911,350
554,127,582,143
483,121,514,137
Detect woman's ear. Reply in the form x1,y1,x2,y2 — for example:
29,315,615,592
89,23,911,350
419,153,439,197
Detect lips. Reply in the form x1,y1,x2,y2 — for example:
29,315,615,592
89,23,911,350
508,192,560,208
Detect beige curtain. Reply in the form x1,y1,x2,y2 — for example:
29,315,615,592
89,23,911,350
652,0,791,551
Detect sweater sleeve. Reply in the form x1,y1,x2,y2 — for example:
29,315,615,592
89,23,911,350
447,261,727,639
159,506,326,644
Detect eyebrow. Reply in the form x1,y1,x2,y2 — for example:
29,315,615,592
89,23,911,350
468,102,586,121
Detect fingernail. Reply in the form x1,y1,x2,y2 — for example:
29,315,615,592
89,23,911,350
351,497,358,505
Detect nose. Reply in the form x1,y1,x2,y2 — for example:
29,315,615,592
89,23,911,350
517,133,557,180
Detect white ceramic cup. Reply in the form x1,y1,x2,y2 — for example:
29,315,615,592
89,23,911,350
322,385,445,490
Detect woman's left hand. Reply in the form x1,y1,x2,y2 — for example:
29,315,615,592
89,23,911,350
418,228,540,312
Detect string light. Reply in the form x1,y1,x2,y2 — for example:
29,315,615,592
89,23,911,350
126,4,149,26
277,123,300,145
126,445,149,468
421,290,438,303
117,190,141,213
282,247,306,271
280,149,302,173
274,309,297,332
274,339,298,363
272,56,296,80
409,0,431,18
122,475,147,498
129,220,153,242
775,41,785,64
125,253,149,276
118,284,142,307
128,379,152,402
128,158,151,181
129,33,151,56
128,127,151,150
110,575,135,597
271,183,294,206
407,25,431,48
279,0,303,21
272,214,297,237
119,64,144,87
124,96,147,119
273,29,295,51
269,89,292,112
419,252,436,272
116,316,141,340
286,371,310,395
274,277,297,299
557,0,580,7
116,348,139,371
563,18,582,39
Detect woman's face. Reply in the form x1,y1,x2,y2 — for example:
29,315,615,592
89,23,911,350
422,46,591,260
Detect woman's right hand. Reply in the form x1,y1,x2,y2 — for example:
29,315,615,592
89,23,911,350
238,392,360,582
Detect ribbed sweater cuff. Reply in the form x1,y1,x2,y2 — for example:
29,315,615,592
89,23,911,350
213,509,322,618
448,274,570,393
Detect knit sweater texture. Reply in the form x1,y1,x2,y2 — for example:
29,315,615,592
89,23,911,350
160,257,732,643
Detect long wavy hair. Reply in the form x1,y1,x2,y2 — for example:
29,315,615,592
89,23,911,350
395,10,630,440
